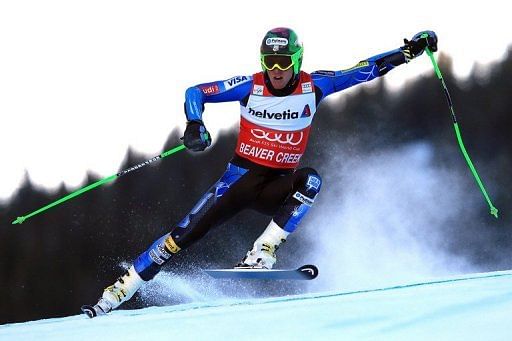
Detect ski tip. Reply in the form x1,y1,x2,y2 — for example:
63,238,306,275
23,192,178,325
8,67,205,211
81,305,97,318
298,264,319,280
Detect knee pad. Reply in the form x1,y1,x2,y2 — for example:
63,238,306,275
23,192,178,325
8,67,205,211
295,168,322,200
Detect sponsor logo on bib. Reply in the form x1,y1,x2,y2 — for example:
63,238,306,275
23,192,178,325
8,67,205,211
253,85,264,95
251,129,304,146
301,82,312,93
248,107,299,120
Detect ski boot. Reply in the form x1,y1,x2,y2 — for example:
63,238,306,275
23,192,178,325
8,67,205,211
236,220,290,270
82,265,144,318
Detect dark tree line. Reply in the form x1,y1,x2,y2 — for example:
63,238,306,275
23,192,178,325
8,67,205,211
1,48,511,323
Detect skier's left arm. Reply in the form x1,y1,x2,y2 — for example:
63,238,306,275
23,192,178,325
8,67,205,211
313,31,438,100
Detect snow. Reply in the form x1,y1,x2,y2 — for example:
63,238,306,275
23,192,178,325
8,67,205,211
2,270,511,340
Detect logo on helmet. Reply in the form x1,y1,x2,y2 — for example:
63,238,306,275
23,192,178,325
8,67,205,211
266,37,288,47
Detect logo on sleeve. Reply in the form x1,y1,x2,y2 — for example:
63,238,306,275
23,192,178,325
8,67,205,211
343,61,370,72
313,70,335,76
199,83,220,96
224,76,249,90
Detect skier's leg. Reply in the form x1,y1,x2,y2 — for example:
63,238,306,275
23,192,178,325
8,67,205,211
239,167,322,269
132,163,249,281
98,163,249,313
272,167,322,233
132,164,271,281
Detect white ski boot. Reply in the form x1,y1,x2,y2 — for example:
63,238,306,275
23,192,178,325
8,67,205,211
102,265,144,310
236,220,290,269
83,265,144,317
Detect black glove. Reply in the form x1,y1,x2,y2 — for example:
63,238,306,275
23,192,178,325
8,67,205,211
182,120,211,152
402,30,438,60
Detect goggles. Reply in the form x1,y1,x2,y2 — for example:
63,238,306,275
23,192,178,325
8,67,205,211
261,54,294,71
260,47,303,72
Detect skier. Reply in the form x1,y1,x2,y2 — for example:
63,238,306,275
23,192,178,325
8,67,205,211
86,27,437,316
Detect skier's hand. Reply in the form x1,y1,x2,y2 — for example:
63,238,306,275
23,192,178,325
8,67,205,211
402,31,438,60
182,120,212,152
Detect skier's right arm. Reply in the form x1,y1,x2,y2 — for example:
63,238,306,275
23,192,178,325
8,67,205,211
183,75,253,151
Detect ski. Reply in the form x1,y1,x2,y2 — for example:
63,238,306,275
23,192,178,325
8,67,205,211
81,299,112,318
81,304,99,318
204,264,318,280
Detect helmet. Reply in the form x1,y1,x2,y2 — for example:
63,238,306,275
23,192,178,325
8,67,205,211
260,27,303,75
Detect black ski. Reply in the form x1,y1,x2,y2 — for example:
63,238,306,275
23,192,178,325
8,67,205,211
81,298,113,318
204,264,318,280
81,304,98,318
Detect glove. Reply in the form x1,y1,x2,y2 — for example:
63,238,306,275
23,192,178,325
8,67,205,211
402,30,438,60
182,120,211,152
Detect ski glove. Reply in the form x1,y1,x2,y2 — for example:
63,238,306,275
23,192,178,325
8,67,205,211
402,30,438,61
182,120,211,152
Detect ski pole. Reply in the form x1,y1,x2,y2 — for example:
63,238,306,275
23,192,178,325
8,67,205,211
11,143,186,225
423,35,498,218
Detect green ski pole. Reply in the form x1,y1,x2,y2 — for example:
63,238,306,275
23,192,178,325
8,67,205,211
423,35,498,218
11,143,186,225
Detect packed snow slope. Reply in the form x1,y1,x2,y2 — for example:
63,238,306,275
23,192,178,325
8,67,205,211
2,270,512,340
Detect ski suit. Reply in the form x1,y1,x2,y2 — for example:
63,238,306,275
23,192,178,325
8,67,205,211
133,47,409,280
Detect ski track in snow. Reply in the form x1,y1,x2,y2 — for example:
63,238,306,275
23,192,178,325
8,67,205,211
2,270,512,340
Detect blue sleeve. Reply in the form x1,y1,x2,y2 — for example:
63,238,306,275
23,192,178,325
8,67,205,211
312,47,407,102
184,75,253,122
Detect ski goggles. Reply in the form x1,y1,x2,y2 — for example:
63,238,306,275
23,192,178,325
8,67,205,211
261,54,295,71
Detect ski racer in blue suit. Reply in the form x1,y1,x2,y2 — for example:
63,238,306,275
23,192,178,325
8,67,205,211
86,27,438,317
